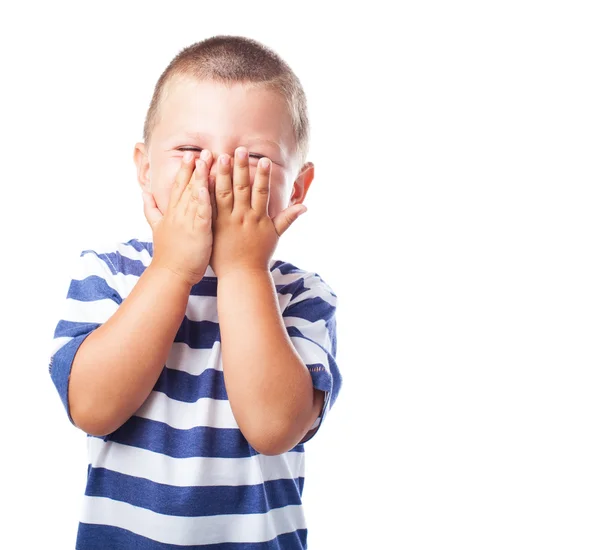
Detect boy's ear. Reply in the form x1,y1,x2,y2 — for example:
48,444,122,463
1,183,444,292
133,142,151,192
290,162,315,205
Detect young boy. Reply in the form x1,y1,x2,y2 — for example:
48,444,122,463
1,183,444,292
48,35,341,549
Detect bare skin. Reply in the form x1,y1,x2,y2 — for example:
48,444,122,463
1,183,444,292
207,148,324,454
69,154,212,436
69,78,325,454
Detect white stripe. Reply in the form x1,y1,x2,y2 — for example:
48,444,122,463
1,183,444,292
49,336,72,357
273,270,312,289
78,252,135,296
62,297,118,324
285,316,333,352
166,342,222,375
134,391,238,430
286,286,337,309
87,437,305,487
117,243,151,266
289,335,330,369
279,272,337,305
309,416,321,430
185,295,219,322
80,496,306,545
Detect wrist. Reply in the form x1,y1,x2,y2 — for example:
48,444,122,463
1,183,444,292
216,266,271,283
146,263,196,292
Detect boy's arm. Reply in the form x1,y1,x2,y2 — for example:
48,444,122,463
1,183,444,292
217,268,326,456
66,152,212,437
68,265,192,436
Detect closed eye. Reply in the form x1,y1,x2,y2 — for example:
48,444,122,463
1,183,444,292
177,147,265,160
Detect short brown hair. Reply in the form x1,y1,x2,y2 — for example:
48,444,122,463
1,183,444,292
143,35,310,164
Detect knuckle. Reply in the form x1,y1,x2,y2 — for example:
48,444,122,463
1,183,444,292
216,189,232,200
195,214,210,226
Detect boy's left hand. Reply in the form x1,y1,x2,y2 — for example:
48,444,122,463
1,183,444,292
208,147,306,279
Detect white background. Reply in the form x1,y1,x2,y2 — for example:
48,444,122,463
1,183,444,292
1,1,599,548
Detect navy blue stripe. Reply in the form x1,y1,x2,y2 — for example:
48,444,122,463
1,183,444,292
285,326,342,407
272,261,304,276
283,296,335,323
106,416,256,458
82,250,147,278
275,277,310,300
190,279,218,296
86,240,218,295
86,467,303,516
125,238,151,255
54,320,100,339
77,523,307,549
68,275,122,304
104,416,304,458
50,334,90,423
174,318,221,347
329,315,337,357
154,367,228,402
270,259,286,272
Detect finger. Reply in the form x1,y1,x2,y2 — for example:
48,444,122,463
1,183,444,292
215,154,233,215
184,158,209,218
251,157,271,214
199,149,217,222
175,160,198,221
232,147,251,213
200,148,213,172
193,176,212,232
142,191,163,229
273,205,307,237
168,151,196,211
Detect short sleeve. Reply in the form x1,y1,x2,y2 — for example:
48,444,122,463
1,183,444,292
282,272,341,442
48,250,123,426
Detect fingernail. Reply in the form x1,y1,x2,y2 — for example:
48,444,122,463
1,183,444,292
200,149,211,161
236,148,247,160
220,155,229,166
260,158,271,169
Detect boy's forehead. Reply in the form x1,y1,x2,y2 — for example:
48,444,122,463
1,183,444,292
157,76,296,152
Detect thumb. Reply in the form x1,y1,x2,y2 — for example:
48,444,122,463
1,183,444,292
273,205,307,237
142,191,163,229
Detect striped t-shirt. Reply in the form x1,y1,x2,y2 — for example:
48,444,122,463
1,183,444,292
49,238,341,549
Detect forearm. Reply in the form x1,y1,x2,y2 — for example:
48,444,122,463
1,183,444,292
69,264,193,436
217,269,315,454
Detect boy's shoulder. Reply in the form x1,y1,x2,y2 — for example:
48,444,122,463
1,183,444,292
270,259,337,303
78,236,153,278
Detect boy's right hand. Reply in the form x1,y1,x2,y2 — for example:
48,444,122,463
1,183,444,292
142,151,213,287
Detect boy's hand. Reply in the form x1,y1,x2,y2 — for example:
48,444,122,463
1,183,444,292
142,151,213,287
208,147,306,279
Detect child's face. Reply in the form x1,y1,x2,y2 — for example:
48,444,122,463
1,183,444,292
134,76,312,219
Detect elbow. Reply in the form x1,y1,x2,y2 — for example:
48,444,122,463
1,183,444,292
244,420,305,456
250,438,292,457
69,399,120,438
